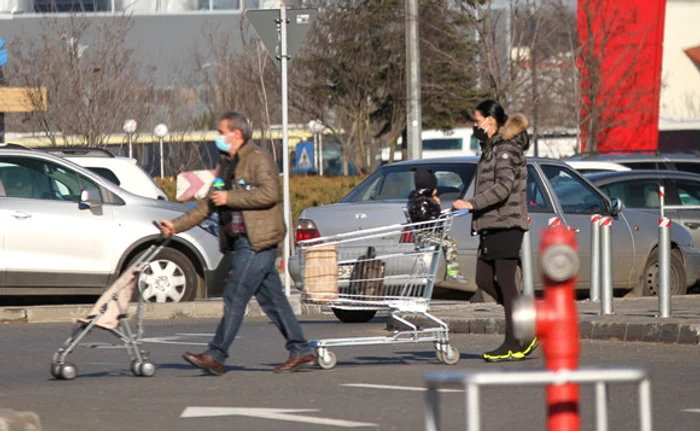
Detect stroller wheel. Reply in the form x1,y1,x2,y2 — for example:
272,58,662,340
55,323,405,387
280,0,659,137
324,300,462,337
131,360,143,376
139,361,157,377
50,363,61,379
60,363,78,380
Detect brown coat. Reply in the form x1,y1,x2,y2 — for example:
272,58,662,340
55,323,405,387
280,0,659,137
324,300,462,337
172,142,286,251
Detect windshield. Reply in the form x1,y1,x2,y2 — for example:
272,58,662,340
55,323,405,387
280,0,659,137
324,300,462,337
342,163,476,203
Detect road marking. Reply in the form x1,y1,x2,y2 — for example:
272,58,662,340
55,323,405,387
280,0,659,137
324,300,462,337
681,409,700,413
181,407,377,428
341,383,462,393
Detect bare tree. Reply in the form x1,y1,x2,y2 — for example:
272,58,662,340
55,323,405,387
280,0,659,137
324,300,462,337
7,13,155,147
293,0,482,172
465,0,578,138
193,20,283,160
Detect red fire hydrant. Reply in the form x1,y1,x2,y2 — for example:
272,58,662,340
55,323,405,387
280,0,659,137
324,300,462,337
513,225,581,431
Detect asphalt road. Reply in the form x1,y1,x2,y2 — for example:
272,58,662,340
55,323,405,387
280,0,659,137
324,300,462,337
1,315,700,430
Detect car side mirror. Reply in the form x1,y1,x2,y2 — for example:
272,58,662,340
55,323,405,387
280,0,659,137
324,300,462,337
610,197,623,216
80,187,102,209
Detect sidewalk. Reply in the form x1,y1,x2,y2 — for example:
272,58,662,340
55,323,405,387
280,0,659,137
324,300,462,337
388,296,700,345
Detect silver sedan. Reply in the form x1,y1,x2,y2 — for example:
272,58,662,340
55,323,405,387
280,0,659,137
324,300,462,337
289,157,700,305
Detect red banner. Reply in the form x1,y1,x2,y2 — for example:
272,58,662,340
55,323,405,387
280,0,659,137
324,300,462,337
578,0,667,152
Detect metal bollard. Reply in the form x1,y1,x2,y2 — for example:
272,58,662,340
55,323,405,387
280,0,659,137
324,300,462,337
658,218,671,318
599,217,613,315
548,217,561,228
590,214,601,302
522,217,534,296
659,185,665,218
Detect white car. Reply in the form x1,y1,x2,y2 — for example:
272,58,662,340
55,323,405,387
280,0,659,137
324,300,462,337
565,160,631,175
42,147,168,201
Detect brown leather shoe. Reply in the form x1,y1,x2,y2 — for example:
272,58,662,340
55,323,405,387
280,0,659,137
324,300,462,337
183,352,223,376
273,354,315,373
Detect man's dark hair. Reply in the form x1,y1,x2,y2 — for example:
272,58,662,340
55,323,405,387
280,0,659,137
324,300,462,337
221,112,253,142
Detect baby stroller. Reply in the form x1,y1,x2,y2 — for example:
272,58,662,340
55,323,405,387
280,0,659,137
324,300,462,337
51,236,171,380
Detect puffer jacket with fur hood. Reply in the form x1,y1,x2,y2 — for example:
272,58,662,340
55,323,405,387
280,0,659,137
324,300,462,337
467,113,530,233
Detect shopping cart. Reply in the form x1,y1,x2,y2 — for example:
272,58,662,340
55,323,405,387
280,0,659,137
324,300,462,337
50,235,171,380
298,209,469,370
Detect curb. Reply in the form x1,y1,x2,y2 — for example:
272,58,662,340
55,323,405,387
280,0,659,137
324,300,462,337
0,295,327,325
387,314,700,345
0,409,42,431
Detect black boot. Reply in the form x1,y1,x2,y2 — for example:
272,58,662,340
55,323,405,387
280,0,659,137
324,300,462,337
510,337,539,360
482,339,519,363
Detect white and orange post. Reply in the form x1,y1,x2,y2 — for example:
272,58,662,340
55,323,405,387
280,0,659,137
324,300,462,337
589,214,601,302
658,217,671,318
599,216,613,315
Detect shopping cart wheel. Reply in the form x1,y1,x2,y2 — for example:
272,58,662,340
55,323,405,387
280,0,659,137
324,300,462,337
59,363,78,380
139,361,157,377
316,350,337,370
436,345,460,365
50,363,61,379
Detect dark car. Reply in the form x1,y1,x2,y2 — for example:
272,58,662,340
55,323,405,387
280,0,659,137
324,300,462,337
588,170,700,248
566,151,700,175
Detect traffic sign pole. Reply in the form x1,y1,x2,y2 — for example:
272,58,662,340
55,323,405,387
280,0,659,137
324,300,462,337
246,7,317,297
279,6,293,297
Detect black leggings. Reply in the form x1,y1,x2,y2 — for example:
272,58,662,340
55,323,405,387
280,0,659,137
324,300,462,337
476,258,519,344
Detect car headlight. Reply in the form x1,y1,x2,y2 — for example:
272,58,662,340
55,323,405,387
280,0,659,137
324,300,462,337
198,214,219,237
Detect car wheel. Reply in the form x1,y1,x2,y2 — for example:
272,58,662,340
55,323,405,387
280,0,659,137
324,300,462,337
331,308,377,323
634,249,687,297
128,247,198,303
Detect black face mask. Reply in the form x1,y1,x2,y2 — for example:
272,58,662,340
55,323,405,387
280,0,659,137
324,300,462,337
472,126,489,142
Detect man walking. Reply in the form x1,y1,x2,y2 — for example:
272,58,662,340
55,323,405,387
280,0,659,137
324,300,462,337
159,112,314,375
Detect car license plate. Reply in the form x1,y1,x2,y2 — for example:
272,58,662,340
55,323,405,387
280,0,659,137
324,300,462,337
338,264,354,280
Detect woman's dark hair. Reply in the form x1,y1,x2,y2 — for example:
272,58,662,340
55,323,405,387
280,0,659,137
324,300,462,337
475,99,508,127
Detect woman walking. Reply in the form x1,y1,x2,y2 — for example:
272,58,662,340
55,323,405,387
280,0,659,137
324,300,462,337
453,100,537,362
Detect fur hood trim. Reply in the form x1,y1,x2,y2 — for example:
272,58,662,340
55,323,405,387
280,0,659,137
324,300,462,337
498,113,529,141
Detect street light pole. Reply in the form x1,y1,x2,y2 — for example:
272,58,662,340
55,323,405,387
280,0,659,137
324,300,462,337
154,123,168,178
406,0,422,161
308,119,325,176
123,119,137,159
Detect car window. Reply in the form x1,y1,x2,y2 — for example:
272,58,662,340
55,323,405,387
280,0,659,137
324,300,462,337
342,164,476,203
423,138,462,151
527,166,554,213
541,164,607,215
619,162,658,170
598,180,662,208
86,167,121,186
673,180,700,206
674,163,700,175
0,157,102,202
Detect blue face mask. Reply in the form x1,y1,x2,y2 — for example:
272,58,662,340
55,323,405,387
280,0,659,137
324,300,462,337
215,135,231,153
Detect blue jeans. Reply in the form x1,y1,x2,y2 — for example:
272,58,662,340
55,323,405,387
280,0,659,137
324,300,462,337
207,235,312,364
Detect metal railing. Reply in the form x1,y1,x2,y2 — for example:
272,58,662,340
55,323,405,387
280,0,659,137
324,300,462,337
425,367,652,431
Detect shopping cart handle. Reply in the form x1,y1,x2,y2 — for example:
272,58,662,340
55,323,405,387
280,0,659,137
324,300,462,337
455,209,470,217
